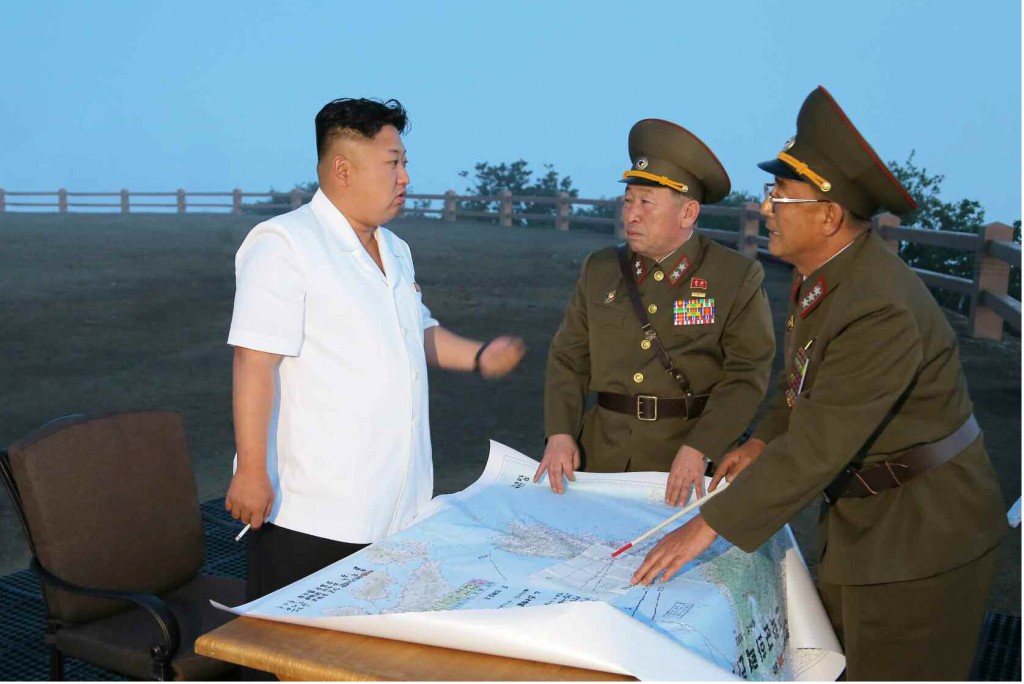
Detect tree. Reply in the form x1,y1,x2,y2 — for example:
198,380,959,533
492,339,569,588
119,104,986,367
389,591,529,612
244,181,318,216
459,160,577,226
888,152,987,314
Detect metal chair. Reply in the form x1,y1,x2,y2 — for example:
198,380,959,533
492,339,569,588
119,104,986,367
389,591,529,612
0,411,244,680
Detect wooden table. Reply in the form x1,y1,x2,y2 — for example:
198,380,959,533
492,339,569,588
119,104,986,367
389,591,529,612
195,616,635,681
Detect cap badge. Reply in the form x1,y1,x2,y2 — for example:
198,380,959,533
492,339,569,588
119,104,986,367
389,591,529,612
783,136,796,151
635,157,649,170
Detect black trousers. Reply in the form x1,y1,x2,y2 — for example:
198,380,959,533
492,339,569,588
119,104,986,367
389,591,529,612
245,522,368,601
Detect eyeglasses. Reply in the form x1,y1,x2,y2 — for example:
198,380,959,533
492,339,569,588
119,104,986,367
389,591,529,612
763,183,832,211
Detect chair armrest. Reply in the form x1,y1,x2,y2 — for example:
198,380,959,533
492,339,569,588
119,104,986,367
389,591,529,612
30,557,182,663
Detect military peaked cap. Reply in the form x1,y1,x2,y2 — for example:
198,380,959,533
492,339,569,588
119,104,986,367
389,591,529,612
758,86,917,219
621,119,731,204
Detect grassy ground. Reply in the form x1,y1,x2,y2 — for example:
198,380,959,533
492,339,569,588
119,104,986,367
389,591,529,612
0,212,1019,615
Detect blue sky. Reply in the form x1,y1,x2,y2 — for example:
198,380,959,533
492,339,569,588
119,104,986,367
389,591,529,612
1,0,1021,223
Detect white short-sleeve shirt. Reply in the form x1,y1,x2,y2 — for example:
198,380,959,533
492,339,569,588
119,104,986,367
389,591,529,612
228,189,438,543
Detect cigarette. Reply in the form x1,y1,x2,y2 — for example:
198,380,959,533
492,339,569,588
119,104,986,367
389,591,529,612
234,523,251,542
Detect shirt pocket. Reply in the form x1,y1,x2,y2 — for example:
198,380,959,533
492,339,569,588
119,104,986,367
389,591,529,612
590,300,626,329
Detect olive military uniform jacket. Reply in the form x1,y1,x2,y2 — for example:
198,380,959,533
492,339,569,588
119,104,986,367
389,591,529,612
702,230,1008,585
545,232,775,472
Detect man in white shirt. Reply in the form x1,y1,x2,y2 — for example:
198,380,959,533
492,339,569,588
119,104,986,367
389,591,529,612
226,98,525,599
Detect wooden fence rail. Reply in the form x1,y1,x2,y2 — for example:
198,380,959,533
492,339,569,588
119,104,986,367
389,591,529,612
0,187,1018,340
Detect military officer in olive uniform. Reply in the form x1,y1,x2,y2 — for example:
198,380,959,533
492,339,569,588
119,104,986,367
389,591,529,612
632,87,1008,680
536,119,775,507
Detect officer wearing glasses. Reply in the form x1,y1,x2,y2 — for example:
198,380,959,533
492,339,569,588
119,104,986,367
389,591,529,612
631,87,1007,680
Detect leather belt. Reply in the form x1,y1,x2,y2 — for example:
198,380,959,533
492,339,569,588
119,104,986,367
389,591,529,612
823,414,981,503
597,391,708,422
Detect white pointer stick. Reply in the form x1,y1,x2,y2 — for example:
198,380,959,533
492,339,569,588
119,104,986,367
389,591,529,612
611,483,729,557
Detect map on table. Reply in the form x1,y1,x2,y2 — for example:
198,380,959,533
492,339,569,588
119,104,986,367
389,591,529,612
217,441,845,681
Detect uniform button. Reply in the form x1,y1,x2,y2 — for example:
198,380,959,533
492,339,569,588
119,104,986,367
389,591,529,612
414,418,421,428
633,372,644,384
647,304,658,314
653,271,664,282
640,339,651,350
413,371,420,381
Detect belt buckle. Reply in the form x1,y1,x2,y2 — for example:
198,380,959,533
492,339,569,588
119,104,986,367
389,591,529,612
636,395,658,421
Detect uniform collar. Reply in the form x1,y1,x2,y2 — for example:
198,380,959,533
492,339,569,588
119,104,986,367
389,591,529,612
310,189,400,256
792,229,871,318
628,231,704,288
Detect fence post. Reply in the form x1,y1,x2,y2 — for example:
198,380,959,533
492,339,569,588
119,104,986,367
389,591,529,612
615,196,625,239
872,212,901,253
443,190,457,221
120,189,130,214
0,188,5,213
499,190,512,227
739,202,761,259
176,189,186,214
969,222,1014,340
556,192,570,231
58,188,68,213
291,188,302,209
232,189,242,215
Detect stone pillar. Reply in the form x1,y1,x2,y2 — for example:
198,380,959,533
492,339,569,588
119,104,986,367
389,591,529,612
0,188,6,213
120,189,130,214
58,188,68,213
739,201,761,260
499,190,512,227
232,189,242,215
969,222,1014,340
555,191,570,231
443,190,456,222
872,212,901,253
176,189,186,214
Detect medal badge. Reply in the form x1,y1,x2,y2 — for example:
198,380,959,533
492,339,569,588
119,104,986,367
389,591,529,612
674,298,715,326
604,290,616,304
785,339,815,407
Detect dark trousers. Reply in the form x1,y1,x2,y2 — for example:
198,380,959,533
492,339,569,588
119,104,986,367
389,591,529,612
817,546,997,681
245,522,368,601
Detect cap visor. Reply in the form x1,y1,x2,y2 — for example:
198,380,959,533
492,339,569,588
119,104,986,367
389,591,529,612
620,176,668,188
758,158,802,181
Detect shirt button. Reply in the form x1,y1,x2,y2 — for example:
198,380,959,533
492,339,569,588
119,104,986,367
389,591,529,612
653,271,665,282
633,372,644,384
647,304,658,314
413,371,420,381
640,339,651,350
414,418,421,428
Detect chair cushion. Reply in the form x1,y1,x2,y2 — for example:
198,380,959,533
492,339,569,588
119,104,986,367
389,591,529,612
8,411,204,622
54,573,245,680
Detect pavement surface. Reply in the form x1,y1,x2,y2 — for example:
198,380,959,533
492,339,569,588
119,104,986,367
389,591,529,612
1,212,1019,615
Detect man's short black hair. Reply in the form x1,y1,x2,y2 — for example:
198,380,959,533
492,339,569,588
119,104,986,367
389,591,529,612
315,98,409,161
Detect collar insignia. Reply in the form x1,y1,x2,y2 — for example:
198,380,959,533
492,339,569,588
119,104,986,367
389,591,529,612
667,255,692,287
798,277,827,318
632,254,648,284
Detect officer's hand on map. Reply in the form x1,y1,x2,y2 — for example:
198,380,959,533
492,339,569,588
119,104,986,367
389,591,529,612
665,444,706,506
631,515,718,586
533,433,580,494
478,336,527,378
709,438,766,491
225,466,275,529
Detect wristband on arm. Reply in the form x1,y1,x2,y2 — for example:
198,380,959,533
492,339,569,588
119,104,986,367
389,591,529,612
473,340,491,374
